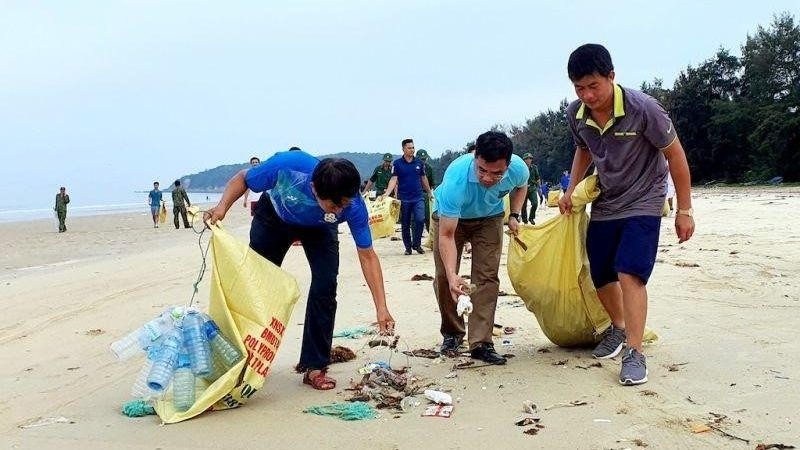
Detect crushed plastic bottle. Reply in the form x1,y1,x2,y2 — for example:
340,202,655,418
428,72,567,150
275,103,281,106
424,389,453,405
110,312,174,360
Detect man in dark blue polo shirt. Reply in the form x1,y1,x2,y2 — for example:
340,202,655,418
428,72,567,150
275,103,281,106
559,44,695,386
383,138,433,255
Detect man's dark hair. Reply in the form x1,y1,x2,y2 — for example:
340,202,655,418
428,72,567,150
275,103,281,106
289,146,301,151
174,179,181,187
567,44,614,81
466,143,476,154
250,156,260,164
401,138,414,148
474,131,513,164
312,158,360,205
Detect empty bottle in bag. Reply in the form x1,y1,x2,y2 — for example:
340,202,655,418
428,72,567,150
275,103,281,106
172,354,196,412
110,312,174,360
182,310,211,376
203,320,243,368
146,329,181,391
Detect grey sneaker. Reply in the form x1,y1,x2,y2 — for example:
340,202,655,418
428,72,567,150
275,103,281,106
619,348,648,385
592,325,626,359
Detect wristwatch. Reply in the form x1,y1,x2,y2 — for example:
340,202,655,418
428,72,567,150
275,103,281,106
509,212,521,221
677,208,694,217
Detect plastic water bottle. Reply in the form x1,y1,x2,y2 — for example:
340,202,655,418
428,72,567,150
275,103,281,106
182,311,211,376
203,320,243,368
424,389,453,405
110,313,173,360
202,352,228,384
172,355,196,412
130,360,158,399
146,330,181,391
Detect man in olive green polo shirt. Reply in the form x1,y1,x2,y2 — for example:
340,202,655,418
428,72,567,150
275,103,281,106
362,153,394,197
417,148,435,232
559,43,695,386
520,152,541,224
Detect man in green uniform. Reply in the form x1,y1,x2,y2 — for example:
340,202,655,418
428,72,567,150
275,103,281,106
54,186,70,233
416,149,436,232
171,179,192,229
362,153,394,198
521,153,541,224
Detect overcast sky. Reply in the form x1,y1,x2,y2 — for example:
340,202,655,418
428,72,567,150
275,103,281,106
1,1,796,207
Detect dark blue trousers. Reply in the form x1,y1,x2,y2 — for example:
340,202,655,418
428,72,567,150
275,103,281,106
249,199,339,371
400,199,425,250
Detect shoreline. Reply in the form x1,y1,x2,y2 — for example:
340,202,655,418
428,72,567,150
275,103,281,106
0,188,797,448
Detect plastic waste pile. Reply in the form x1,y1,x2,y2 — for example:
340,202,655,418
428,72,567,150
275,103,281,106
110,306,244,412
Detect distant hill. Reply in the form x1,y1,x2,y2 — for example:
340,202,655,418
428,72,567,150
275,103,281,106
178,152,388,191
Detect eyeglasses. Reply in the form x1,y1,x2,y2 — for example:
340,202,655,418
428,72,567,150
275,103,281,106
476,165,506,180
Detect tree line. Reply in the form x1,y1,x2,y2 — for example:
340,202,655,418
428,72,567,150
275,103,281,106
426,13,799,185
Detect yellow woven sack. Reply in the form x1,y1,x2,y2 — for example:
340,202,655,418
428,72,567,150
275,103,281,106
507,176,609,347
547,190,561,207
155,224,300,423
367,197,401,240
158,202,167,224
508,175,657,347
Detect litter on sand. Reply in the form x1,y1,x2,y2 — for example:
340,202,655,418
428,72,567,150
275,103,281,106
303,402,377,421
18,416,74,429
422,405,454,418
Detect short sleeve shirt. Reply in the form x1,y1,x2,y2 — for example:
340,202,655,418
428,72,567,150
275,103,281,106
566,84,677,220
369,164,393,193
245,151,373,249
391,157,425,203
434,154,529,219
148,189,162,205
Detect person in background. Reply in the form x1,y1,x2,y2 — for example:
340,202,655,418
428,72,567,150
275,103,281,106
54,186,70,233
362,153,394,198
203,149,395,391
520,152,542,224
383,138,433,255
171,179,192,229
432,131,528,364
417,148,436,232
147,181,163,228
560,43,694,386
242,156,262,216
560,170,570,191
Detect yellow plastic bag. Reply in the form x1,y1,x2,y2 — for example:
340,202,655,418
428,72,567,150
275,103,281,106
661,200,670,217
502,195,511,224
508,175,656,347
155,224,300,423
507,176,609,347
186,205,201,224
547,190,561,207
367,197,401,240
158,202,167,224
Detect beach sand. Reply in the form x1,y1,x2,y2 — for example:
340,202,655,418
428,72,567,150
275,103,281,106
0,188,798,449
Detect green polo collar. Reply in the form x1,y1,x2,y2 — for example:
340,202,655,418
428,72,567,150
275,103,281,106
576,84,625,134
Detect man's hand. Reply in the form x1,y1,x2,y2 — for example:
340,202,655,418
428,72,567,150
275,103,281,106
558,190,574,215
507,216,520,235
675,214,695,243
203,205,227,226
376,308,395,335
448,274,470,303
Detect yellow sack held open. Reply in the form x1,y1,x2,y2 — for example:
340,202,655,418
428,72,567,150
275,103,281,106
508,175,657,347
155,224,300,423
547,190,561,207
508,176,609,347
367,196,401,240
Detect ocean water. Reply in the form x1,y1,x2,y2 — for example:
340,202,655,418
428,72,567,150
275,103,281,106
0,191,224,224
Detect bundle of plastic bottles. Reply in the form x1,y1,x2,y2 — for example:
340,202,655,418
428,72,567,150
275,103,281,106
110,306,244,412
